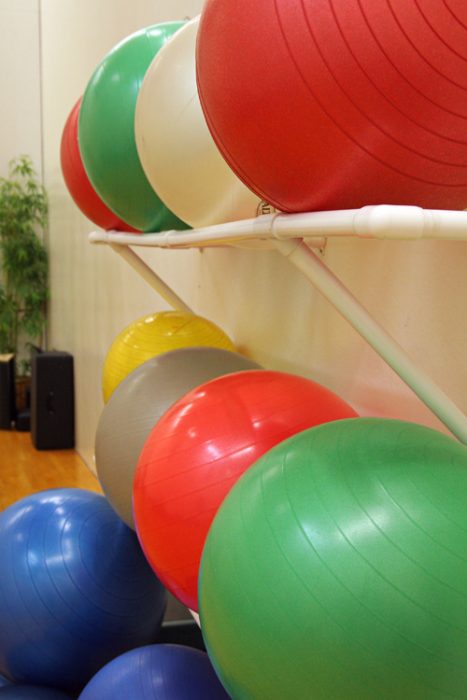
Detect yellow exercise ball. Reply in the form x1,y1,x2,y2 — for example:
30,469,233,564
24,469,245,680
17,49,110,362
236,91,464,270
102,310,236,402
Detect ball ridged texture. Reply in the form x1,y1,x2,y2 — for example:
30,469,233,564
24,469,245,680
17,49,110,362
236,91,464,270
96,347,261,528
135,16,264,228
79,23,188,232
197,0,467,212
78,645,230,700
200,418,467,700
102,311,236,403
60,98,139,232
134,369,357,611
0,489,166,692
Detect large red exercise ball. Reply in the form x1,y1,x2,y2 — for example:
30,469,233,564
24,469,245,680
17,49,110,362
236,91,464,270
60,99,139,232
135,16,265,228
102,310,236,403
78,645,230,700
133,369,358,611
199,418,467,700
79,23,189,232
0,489,167,693
96,347,261,529
197,0,467,212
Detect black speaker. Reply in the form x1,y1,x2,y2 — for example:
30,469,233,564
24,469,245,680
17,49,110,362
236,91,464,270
16,409,31,432
0,354,16,429
31,351,75,450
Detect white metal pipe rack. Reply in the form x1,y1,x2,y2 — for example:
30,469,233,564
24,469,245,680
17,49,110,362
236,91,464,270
90,204,467,444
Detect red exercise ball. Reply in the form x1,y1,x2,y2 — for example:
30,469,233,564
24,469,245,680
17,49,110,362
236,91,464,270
133,370,357,611
197,0,467,212
60,99,140,232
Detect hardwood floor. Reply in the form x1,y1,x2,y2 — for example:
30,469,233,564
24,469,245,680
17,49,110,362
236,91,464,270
0,429,192,623
0,429,102,511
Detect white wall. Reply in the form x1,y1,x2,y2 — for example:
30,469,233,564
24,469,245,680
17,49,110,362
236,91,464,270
39,0,208,466
2,1,465,468
0,0,42,176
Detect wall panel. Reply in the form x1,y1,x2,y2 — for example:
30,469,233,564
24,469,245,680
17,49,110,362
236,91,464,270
37,1,467,468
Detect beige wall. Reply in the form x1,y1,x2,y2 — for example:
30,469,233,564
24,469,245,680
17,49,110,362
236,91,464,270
2,1,466,469
0,0,42,176
40,0,205,466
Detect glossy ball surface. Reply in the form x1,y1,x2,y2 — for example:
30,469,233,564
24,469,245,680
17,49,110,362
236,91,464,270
200,419,467,699
79,23,188,232
60,98,139,232
102,310,236,403
134,369,357,610
96,347,261,528
135,16,264,228
78,645,230,700
0,489,166,692
197,0,467,212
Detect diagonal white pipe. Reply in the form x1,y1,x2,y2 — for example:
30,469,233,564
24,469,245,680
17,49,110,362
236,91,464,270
275,238,467,445
109,244,193,314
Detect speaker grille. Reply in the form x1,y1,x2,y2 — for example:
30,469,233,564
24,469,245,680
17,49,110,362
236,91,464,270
0,354,16,430
31,351,75,450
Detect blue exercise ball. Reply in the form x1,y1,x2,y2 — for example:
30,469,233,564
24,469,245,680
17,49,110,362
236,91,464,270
78,644,230,699
0,686,72,699
0,489,167,693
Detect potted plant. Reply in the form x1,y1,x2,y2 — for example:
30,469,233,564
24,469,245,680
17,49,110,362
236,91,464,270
0,155,48,415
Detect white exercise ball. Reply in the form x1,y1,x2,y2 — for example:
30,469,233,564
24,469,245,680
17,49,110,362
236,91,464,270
135,16,268,228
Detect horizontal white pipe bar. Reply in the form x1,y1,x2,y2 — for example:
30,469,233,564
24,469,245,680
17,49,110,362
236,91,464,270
109,244,193,313
89,205,467,248
276,238,467,445
273,205,467,240
90,216,276,248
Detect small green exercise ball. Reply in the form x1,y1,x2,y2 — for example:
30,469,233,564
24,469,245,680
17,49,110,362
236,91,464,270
199,418,467,700
79,23,188,232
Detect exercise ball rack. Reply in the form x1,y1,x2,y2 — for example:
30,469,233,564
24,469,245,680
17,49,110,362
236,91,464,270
90,204,467,445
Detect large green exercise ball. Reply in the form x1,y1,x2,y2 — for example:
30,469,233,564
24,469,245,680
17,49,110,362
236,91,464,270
95,347,261,529
79,23,188,232
199,418,467,700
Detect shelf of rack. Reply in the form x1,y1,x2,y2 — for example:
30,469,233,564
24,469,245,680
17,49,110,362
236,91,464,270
90,204,467,444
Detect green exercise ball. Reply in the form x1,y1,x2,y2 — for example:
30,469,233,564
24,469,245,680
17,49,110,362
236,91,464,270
199,418,467,700
79,23,188,232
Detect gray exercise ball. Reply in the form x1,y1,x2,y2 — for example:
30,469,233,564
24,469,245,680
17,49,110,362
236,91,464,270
95,347,262,528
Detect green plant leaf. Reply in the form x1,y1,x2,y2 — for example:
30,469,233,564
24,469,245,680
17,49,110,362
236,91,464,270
0,155,48,365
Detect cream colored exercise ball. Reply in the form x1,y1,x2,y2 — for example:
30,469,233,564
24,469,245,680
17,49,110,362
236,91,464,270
95,347,262,528
135,16,266,228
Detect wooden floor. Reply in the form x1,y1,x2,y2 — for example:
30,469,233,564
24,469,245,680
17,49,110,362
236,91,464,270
0,429,102,511
0,429,191,622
